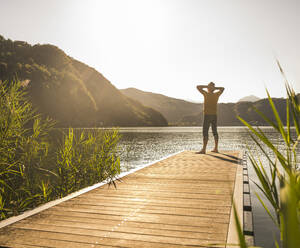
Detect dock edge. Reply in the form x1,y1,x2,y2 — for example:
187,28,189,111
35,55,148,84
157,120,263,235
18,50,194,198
242,151,255,246
226,150,254,247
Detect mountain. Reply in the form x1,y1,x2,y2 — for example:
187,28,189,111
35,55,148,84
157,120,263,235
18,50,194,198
121,87,297,126
238,95,260,102
0,36,167,127
120,88,201,125
121,88,241,125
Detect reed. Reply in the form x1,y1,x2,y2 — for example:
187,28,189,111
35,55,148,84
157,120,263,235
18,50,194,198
236,62,300,247
0,80,120,220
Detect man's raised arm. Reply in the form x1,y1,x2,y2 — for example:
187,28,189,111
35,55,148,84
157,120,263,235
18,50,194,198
197,85,207,94
215,87,225,95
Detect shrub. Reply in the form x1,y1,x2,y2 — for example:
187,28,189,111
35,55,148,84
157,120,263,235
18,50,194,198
0,80,120,220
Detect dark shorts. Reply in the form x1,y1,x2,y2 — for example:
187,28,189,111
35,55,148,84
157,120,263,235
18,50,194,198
203,114,218,138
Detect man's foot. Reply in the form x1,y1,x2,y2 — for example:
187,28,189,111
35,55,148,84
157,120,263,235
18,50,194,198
211,149,218,153
196,150,206,154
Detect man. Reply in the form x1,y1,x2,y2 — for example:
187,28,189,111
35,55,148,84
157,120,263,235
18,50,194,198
196,82,224,154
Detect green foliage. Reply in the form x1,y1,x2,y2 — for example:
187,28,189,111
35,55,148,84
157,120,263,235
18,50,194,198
0,80,121,220
55,128,120,197
238,64,300,247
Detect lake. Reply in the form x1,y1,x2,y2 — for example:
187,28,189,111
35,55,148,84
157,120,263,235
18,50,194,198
117,126,295,248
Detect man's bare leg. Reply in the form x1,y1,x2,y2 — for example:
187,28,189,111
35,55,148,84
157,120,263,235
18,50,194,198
198,137,208,154
211,135,218,152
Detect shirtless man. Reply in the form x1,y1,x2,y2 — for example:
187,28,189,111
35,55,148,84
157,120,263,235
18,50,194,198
196,82,224,154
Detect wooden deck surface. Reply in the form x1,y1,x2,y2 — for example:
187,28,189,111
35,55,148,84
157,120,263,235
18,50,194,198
0,150,243,248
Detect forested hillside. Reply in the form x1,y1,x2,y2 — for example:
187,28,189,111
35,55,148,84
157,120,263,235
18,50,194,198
122,88,299,126
0,36,168,127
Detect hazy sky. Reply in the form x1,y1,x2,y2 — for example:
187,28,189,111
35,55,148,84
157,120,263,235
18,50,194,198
1,0,300,102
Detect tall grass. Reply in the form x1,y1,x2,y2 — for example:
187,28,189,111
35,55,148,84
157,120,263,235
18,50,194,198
236,63,300,247
0,80,120,220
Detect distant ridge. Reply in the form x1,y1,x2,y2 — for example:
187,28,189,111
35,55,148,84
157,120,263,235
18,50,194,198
238,95,260,102
120,88,201,125
121,87,297,126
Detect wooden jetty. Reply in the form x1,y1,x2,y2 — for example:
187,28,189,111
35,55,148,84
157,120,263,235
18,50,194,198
0,150,253,248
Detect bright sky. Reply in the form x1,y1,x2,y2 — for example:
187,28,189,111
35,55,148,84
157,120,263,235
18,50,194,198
1,0,300,102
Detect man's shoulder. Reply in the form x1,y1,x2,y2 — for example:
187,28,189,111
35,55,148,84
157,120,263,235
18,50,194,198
213,91,222,97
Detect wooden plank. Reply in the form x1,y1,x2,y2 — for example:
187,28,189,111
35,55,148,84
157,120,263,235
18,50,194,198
8,223,225,245
17,218,226,239
54,201,231,217
30,212,227,234
0,150,244,248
